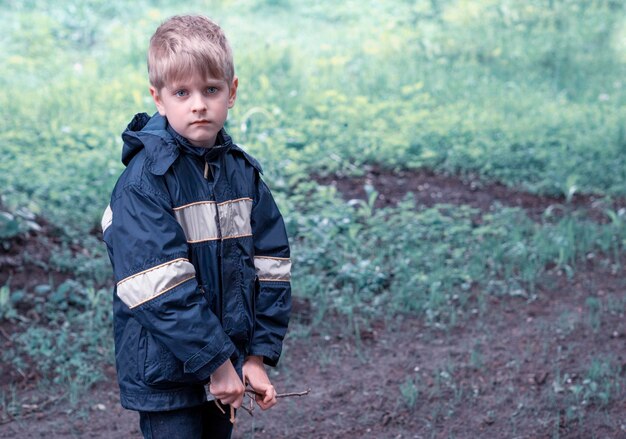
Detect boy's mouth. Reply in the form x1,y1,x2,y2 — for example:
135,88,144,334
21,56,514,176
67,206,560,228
191,119,210,125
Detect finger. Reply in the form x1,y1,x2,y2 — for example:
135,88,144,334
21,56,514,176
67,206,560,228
255,388,276,410
209,384,225,398
258,397,277,411
263,386,276,404
232,393,243,409
212,391,226,400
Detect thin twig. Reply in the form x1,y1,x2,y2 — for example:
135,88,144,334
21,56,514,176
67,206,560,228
276,389,311,398
240,387,311,417
229,405,236,424
239,402,253,416
213,400,226,415
0,394,66,425
213,400,239,424
245,387,311,398
0,326,11,342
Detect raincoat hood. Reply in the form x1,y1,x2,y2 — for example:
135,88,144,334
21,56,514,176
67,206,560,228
120,112,234,175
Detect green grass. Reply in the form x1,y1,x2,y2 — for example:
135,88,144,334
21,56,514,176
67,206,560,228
1,0,626,233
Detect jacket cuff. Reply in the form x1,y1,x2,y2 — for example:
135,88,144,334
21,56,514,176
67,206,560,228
184,337,237,381
248,345,281,367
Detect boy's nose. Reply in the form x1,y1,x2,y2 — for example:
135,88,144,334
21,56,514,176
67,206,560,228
191,95,207,113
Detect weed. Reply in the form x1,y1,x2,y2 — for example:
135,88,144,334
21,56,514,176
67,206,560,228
580,358,622,407
585,297,602,333
550,355,625,432
469,343,483,370
0,283,15,321
0,283,113,398
399,374,420,410
606,296,626,316
292,187,626,335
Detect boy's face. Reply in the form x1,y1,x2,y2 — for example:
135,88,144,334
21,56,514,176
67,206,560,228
150,72,238,147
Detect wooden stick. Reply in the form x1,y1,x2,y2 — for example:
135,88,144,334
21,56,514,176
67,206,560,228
0,394,66,425
245,387,311,399
229,405,236,424
214,400,241,424
276,389,311,398
213,400,226,414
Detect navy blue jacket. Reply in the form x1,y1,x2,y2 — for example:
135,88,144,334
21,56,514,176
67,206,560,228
101,113,291,411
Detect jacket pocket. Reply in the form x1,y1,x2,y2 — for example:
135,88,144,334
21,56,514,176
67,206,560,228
116,318,144,384
200,283,220,318
142,330,199,387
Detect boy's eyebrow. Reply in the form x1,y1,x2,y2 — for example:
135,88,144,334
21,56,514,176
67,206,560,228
163,82,185,91
166,78,226,90
202,78,227,86
166,79,191,89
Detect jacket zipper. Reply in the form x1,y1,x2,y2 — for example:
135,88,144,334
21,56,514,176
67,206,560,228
204,159,225,324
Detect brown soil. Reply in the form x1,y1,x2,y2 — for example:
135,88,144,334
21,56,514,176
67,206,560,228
317,167,626,222
1,170,625,438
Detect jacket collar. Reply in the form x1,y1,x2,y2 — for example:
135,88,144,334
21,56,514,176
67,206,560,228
121,113,233,175
166,124,233,162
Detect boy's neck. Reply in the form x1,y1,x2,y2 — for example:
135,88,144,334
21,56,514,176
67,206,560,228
166,122,222,149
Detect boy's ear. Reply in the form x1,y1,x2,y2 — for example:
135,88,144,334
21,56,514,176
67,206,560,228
150,86,166,115
228,76,238,109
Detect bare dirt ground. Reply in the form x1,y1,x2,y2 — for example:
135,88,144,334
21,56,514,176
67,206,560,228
1,169,625,438
316,167,624,222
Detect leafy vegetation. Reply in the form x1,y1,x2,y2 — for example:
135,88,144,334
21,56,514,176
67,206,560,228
290,186,626,331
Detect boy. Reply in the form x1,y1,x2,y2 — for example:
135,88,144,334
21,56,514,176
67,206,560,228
101,15,292,438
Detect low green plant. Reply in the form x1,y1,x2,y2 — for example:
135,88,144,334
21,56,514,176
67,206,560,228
469,342,484,370
0,385,20,422
399,374,420,410
0,284,13,321
1,284,113,397
551,355,625,430
0,204,41,250
291,186,626,331
0,283,25,322
585,296,602,333
577,358,622,407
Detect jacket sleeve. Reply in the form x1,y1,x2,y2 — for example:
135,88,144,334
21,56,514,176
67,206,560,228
103,183,235,381
249,175,292,366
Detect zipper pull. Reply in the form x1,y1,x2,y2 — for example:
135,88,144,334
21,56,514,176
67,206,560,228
203,161,212,180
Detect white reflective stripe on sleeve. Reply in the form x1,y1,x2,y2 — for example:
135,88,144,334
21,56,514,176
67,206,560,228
218,198,252,240
254,256,291,282
101,205,113,234
117,258,196,309
174,202,220,243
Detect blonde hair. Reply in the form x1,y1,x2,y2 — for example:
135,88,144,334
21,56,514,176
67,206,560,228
148,15,234,90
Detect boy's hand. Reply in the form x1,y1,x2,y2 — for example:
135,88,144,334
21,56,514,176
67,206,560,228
209,359,245,408
243,355,277,410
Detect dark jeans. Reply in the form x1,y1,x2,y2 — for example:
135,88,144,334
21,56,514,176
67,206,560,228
139,401,233,439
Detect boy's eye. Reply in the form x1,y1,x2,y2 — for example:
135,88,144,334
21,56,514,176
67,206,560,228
206,87,218,94
175,90,188,97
